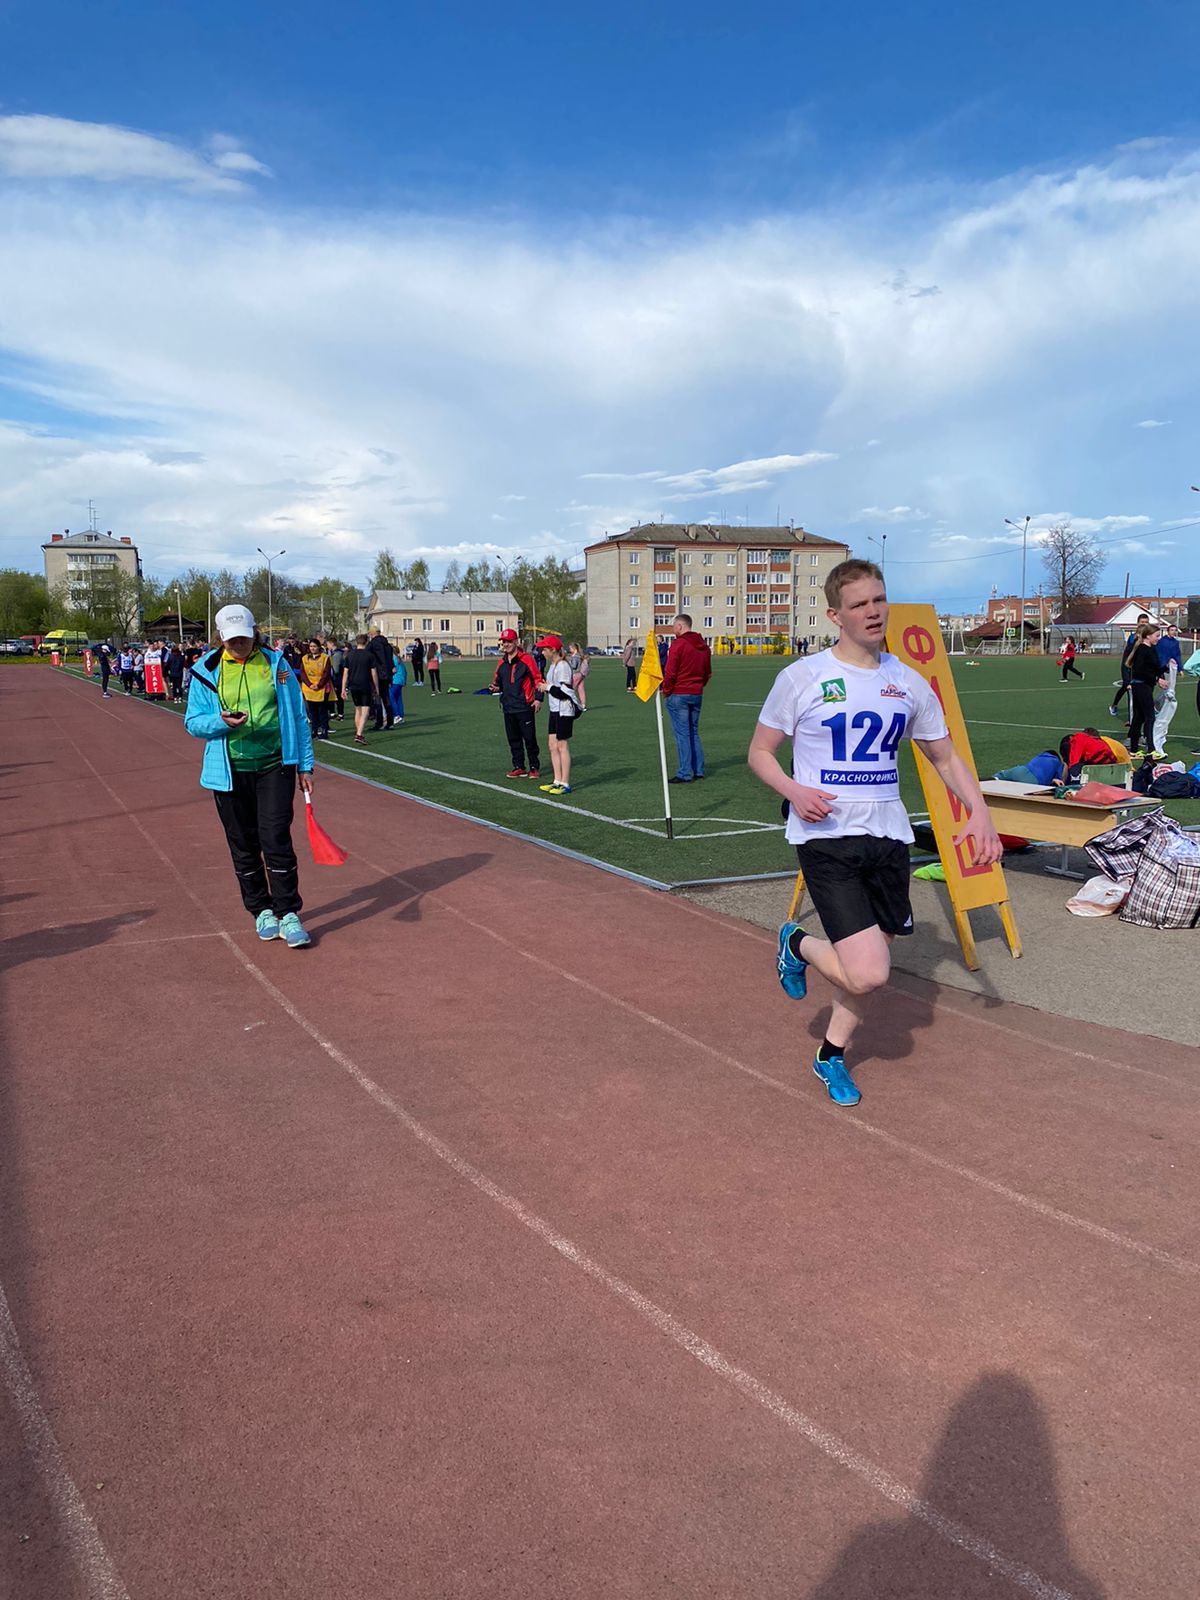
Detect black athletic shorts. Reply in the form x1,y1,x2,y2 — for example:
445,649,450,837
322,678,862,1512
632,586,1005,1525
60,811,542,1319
547,712,574,739
795,835,913,944
350,688,374,708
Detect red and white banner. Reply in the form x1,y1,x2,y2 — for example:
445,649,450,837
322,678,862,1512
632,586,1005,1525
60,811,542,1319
84,649,94,676
144,661,166,696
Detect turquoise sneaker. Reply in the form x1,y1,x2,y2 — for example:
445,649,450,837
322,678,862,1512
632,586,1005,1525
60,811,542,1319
255,910,280,941
278,912,312,949
776,922,808,999
813,1052,861,1107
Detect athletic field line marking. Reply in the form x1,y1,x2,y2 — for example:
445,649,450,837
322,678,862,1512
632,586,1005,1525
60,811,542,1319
0,1283,131,1600
369,871,1197,1279
49,669,1198,1074
668,896,1197,1090
47,703,1086,1599
328,741,776,839
215,933,1078,1600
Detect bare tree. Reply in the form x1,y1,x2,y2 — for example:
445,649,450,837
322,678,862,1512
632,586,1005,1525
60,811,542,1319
1041,523,1103,620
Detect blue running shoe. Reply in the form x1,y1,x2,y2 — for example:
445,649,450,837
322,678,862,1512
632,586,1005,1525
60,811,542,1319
255,910,280,941
776,921,808,999
813,1052,860,1107
278,912,312,949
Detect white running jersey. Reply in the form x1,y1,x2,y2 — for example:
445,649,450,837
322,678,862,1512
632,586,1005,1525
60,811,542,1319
757,648,948,844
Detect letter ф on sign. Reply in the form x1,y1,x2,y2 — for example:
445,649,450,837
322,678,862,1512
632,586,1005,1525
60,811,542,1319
886,604,1021,970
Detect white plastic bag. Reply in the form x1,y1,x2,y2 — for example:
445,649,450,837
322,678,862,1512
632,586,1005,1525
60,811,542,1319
1065,875,1131,917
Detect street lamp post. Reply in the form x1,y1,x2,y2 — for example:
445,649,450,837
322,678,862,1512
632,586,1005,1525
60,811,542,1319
257,547,286,639
493,556,517,640
1004,517,1031,654
867,533,887,581
174,584,184,646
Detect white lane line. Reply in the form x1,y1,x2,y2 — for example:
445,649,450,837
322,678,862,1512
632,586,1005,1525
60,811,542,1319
218,931,1078,1600
369,869,1196,1279
668,896,1199,1091
325,742,773,840
60,702,1200,1273
54,705,1084,1599
0,1284,131,1600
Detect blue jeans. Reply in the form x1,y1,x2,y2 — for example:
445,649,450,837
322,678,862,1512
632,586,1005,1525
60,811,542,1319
665,693,704,779
389,683,405,720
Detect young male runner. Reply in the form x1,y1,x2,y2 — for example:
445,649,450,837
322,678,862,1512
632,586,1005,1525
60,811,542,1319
748,559,1002,1107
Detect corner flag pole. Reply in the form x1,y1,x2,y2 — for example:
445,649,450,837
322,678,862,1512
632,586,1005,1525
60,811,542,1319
633,628,673,840
654,690,673,840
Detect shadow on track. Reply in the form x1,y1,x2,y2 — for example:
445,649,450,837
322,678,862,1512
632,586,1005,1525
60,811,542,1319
306,852,492,939
0,910,153,973
807,1372,1105,1600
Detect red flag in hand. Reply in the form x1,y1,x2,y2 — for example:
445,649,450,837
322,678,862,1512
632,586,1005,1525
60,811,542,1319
303,791,348,865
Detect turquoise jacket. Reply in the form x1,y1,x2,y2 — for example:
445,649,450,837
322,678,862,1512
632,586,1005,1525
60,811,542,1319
184,646,315,791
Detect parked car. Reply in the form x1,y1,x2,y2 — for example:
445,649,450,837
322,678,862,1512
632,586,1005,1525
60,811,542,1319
440,644,463,657
602,644,625,656
482,645,501,657
585,645,603,656
1,640,24,654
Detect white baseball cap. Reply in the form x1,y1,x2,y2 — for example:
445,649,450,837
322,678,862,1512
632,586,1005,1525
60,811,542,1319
215,604,256,642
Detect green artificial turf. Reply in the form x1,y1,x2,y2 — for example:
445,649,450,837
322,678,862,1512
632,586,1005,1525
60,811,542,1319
59,654,1200,885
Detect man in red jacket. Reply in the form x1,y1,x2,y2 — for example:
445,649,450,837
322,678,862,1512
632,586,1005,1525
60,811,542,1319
662,612,713,782
489,628,545,778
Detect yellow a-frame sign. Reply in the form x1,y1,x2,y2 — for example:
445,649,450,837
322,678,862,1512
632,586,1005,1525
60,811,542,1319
886,604,1020,969
787,606,1020,971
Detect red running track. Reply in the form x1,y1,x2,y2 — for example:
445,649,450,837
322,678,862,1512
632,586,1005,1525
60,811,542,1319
2,667,1198,1600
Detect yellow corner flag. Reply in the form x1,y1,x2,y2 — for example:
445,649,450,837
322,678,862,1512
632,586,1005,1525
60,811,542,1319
634,629,663,702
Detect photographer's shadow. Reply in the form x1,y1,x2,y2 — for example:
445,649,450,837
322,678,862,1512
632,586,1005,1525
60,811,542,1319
808,1372,1105,1599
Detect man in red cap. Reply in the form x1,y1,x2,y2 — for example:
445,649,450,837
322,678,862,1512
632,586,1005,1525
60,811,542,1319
489,629,545,778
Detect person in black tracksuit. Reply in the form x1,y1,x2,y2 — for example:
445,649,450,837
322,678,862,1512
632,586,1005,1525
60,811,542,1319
490,630,544,777
367,628,395,729
411,637,425,685
1126,623,1166,755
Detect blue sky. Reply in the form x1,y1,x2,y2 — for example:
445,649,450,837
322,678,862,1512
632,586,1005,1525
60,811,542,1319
2,0,1199,608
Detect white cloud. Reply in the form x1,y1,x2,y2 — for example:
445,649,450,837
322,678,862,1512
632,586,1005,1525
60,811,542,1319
1135,418,1171,428
0,114,268,191
579,453,834,505
1,136,1199,600
856,505,930,523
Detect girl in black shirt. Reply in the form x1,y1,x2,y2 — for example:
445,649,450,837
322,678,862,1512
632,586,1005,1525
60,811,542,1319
1126,623,1166,755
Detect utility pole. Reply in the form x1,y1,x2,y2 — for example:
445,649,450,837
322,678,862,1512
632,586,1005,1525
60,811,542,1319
1004,517,1031,653
174,584,184,645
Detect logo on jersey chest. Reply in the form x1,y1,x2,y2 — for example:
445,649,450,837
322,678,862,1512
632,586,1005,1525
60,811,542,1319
879,682,906,700
819,677,846,703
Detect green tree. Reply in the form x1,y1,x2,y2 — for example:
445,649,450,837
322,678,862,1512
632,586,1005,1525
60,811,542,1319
372,548,403,590
508,556,585,643
297,578,360,637
49,566,146,640
399,558,431,592
243,564,301,634
0,569,50,636
461,559,500,592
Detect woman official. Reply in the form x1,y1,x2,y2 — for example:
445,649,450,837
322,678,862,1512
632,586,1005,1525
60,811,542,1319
184,604,315,948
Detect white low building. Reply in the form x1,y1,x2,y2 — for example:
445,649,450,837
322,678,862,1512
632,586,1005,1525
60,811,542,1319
364,590,521,655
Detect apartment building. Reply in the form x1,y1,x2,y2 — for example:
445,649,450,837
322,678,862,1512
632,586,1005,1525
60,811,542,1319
584,523,851,646
43,528,142,602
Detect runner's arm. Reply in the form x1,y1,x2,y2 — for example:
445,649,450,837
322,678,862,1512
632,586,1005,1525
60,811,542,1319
913,735,1004,865
747,721,835,822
